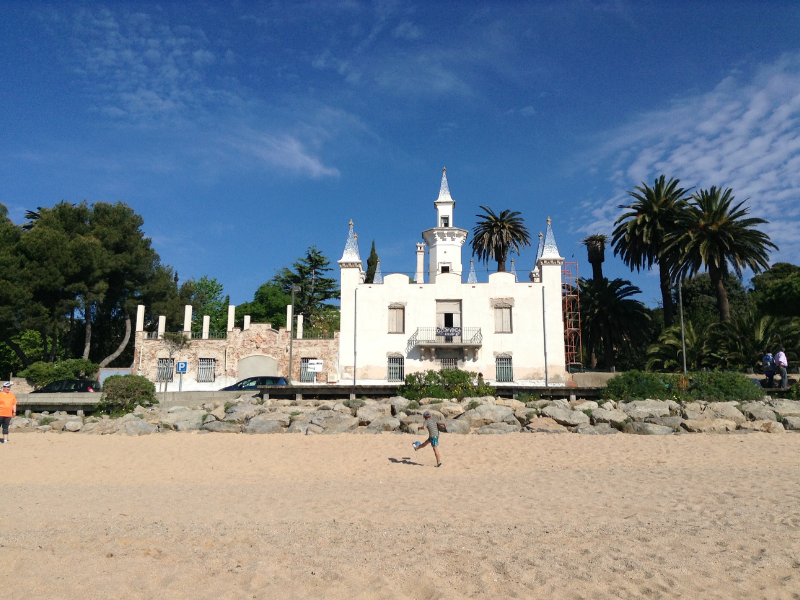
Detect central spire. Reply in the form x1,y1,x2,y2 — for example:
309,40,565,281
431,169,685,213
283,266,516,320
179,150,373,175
437,167,451,201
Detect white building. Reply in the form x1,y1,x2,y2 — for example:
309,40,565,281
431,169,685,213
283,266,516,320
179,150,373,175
338,169,567,385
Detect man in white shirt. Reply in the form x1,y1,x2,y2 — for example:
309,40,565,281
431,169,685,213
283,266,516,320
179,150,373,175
775,347,789,390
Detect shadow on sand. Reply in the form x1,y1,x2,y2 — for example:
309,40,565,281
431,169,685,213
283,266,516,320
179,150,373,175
388,457,424,467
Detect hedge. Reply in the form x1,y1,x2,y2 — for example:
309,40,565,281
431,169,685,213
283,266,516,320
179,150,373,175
96,375,156,414
603,370,763,402
397,369,496,400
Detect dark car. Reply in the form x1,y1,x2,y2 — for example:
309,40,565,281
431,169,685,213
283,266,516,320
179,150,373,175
220,376,288,391
32,379,100,393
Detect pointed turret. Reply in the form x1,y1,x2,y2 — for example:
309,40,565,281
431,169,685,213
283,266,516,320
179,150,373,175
339,219,362,266
422,168,467,282
540,217,561,259
437,167,452,201
467,259,478,283
373,259,383,284
510,258,517,282
535,231,544,260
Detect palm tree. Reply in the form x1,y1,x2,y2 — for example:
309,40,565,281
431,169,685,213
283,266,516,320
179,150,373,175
580,278,651,370
645,321,720,372
581,234,607,283
715,310,799,371
471,206,532,272
612,175,689,327
666,187,777,322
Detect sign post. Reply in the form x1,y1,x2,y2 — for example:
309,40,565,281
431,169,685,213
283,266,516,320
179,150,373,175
176,361,187,392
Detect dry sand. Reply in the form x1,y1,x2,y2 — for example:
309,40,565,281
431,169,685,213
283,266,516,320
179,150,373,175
1,431,799,599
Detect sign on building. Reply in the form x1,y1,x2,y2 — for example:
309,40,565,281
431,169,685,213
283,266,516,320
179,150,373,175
176,361,188,374
306,359,324,372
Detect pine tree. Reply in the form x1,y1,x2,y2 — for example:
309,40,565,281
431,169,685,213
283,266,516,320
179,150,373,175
365,240,379,283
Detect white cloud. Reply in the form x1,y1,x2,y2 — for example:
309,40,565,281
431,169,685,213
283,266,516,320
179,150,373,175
582,53,800,266
232,133,340,178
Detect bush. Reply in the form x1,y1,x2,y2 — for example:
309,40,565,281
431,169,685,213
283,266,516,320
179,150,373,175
397,369,496,400
96,375,155,414
779,384,800,400
19,359,99,389
603,370,763,402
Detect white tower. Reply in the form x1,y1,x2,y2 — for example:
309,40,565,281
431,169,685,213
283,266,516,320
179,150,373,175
421,168,468,283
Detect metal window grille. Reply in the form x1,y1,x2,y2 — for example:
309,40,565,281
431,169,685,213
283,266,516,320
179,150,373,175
300,357,316,383
387,357,405,382
197,358,216,383
157,358,174,382
496,356,514,382
440,358,458,371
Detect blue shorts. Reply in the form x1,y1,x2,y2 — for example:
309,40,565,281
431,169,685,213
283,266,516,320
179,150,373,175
429,436,439,447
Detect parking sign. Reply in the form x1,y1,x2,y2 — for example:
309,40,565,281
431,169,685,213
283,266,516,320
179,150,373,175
176,361,188,373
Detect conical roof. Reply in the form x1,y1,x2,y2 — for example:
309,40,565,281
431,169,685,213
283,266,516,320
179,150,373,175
436,167,452,201
540,217,561,259
373,259,383,284
467,259,477,283
339,220,362,264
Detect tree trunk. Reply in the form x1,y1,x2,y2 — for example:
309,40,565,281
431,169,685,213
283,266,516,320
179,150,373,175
98,310,131,368
64,308,75,360
659,264,674,327
82,308,92,360
602,325,615,370
41,330,49,362
496,257,506,272
0,332,31,369
710,265,731,322
48,328,58,362
590,261,604,283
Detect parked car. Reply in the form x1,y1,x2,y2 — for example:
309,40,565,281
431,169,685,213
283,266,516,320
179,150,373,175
220,376,288,391
32,379,100,393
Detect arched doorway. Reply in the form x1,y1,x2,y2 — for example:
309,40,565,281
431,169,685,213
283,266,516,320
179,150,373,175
238,355,278,380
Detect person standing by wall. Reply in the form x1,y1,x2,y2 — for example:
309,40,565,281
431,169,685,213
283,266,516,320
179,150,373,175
762,351,776,388
775,347,789,390
0,382,17,444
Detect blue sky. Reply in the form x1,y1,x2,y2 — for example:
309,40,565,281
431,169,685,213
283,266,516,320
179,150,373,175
2,1,800,307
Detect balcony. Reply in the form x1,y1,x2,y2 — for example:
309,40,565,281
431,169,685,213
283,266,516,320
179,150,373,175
406,327,483,354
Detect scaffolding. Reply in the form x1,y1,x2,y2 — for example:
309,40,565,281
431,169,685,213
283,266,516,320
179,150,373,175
562,261,582,371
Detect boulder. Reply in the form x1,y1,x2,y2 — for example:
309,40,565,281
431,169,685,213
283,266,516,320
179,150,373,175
9,417,33,429
256,412,291,427
202,421,241,433
550,399,571,411
705,402,746,424
524,417,568,433
308,412,352,428
769,400,800,418
526,400,550,409
739,420,785,433
287,421,310,434
388,396,411,415
442,419,470,434
783,416,800,431
305,424,324,435
81,421,116,435
465,396,496,406
436,403,465,419
741,402,776,422
623,422,673,435
333,403,352,414
322,417,360,434
243,418,284,434
356,404,392,425
366,417,401,432
419,397,451,405
475,422,521,434
400,415,424,428
161,410,206,432
64,421,83,432
224,404,265,423
574,423,619,435
118,419,157,436
621,400,670,421
540,406,589,427
681,419,737,433
682,402,708,420
573,401,599,412
408,408,445,422
209,405,227,421
167,406,190,413
645,416,685,430
514,407,537,425
497,398,525,409
460,404,514,428
590,407,628,427
600,399,617,410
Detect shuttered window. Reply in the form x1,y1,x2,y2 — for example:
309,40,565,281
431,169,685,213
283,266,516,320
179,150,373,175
300,357,317,383
388,307,405,333
496,356,513,382
198,358,216,382
157,358,174,382
387,357,405,382
495,306,512,333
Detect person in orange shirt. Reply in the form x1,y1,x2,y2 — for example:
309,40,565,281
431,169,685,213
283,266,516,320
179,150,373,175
0,382,17,444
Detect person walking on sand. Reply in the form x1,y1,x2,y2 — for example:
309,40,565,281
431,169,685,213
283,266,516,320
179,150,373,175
775,346,789,389
413,411,442,467
0,382,17,444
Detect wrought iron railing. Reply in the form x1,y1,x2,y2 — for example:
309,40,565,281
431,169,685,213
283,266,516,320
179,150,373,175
295,330,337,339
406,327,482,354
190,331,227,339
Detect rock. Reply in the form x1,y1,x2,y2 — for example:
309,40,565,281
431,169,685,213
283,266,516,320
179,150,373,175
333,403,352,414
408,408,445,422
590,408,628,427
36,425,51,432
209,405,226,421
623,422,674,435
460,404,514,427
466,396,496,406
419,397,451,405
305,424,324,435
741,402,776,422
436,403,465,419
161,410,206,432
353,427,381,434
202,421,241,433
81,421,116,435
526,400,550,409
540,406,589,427
256,412,292,427
400,415,424,428
224,404,265,423
497,398,525,409
705,402,746,424
681,419,737,433
574,423,619,435
243,418,284,434
645,416,685,430
356,404,392,425
769,400,800,417
322,417,360,434
514,407,537,425
9,417,32,429
64,421,83,432
287,422,310,434
783,416,800,430
48,420,69,431
739,420,785,433
388,396,410,415
573,401,599,412
167,406,190,413
600,399,617,410
621,400,670,421
476,422,521,434
366,417,401,432
524,417,568,434
682,402,708,420
118,419,157,436
551,398,571,411
442,419,470,434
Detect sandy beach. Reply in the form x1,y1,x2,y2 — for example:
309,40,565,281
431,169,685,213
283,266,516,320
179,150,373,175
1,432,799,599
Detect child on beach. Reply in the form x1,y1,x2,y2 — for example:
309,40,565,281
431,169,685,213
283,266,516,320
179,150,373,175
413,411,442,467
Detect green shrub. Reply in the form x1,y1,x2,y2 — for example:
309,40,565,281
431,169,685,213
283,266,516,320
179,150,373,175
96,375,155,415
397,369,496,400
19,359,99,389
407,401,420,410
467,401,480,411
516,392,541,403
603,370,763,402
343,399,364,411
39,416,55,426
780,385,800,400
429,399,443,404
